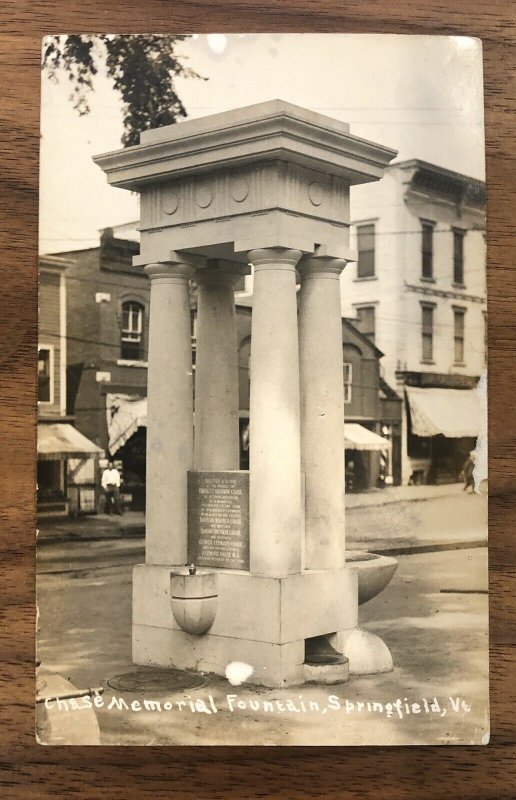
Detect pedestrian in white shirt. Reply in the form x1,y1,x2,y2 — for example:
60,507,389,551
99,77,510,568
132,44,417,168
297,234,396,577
101,461,123,515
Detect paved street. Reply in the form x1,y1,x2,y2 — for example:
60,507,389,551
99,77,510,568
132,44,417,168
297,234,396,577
37,488,487,572
346,486,487,554
36,491,489,745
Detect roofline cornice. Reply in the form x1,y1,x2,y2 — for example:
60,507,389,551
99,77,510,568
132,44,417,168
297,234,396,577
392,158,485,203
94,106,397,191
39,255,74,272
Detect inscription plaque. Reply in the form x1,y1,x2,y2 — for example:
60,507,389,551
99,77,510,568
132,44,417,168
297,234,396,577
188,471,249,570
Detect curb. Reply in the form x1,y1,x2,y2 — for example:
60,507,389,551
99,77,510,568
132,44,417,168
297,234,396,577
354,539,487,557
37,493,464,544
345,490,464,512
37,525,145,546
37,540,487,575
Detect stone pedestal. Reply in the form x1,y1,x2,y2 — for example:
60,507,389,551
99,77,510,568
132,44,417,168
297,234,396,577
334,628,394,675
132,563,359,688
304,660,350,685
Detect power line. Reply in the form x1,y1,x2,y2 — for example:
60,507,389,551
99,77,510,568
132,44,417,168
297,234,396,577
66,387,393,413
39,318,487,356
39,265,490,304
59,369,486,416
41,108,483,124
43,265,489,296
349,228,486,237
55,383,420,414
47,262,491,285
41,225,486,245
51,272,147,291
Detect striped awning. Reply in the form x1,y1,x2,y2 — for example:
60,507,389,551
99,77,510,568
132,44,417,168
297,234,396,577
37,423,104,461
405,386,481,438
106,393,147,454
344,423,391,451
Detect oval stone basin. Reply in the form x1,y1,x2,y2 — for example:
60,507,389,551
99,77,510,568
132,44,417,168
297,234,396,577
170,571,218,635
345,551,398,605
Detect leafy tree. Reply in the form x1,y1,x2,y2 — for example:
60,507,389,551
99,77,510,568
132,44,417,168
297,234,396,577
42,34,204,146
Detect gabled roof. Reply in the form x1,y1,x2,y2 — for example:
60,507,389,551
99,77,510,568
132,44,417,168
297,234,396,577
342,317,384,358
379,376,401,401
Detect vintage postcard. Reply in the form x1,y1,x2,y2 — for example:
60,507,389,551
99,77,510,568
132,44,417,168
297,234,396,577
36,33,488,745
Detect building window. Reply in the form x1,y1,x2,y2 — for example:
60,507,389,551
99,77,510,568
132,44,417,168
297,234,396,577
343,363,352,403
421,304,434,362
421,221,434,279
355,305,376,343
357,223,375,278
453,308,466,364
121,301,144,361
453,229,465,285
38,346,53,403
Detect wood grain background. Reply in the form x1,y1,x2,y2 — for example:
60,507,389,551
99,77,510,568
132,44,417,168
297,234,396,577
1,2,515,797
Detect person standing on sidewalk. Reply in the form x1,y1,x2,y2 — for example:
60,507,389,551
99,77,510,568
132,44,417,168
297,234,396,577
101,461,123,515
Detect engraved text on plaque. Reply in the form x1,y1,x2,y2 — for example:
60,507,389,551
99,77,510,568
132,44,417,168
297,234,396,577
187,471,249,570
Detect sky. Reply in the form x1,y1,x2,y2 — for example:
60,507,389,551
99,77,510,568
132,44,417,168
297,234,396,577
39,33,485,255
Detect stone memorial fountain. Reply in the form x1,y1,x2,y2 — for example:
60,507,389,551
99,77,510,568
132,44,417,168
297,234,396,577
95,100,398,687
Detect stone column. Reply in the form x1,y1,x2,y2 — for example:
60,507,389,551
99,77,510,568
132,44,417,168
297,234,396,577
298,256,348,570
247,247,303,577
194,261,245,471
145,259,196,566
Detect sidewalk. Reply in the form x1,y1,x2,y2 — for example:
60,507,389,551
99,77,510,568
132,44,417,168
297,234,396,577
37,482,486,556
37,510,145,544
345,481,466,509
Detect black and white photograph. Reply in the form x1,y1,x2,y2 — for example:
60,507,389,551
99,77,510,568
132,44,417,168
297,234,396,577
36,33,488,746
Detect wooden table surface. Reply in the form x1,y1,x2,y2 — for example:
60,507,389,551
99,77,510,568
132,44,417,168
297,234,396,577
1,2,515,797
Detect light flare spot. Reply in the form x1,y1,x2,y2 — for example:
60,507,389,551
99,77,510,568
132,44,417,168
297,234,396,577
207,34,228,55
225,661,254,686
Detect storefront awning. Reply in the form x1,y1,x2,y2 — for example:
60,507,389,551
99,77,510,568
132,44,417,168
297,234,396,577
106,394,147,454
106,398,393,455
37,423,104,461
405,386,481,438
344,423,391,451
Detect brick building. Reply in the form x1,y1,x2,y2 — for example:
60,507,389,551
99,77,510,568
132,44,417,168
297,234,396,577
37,255,103,515
61,227,151,508
56,226,401,509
